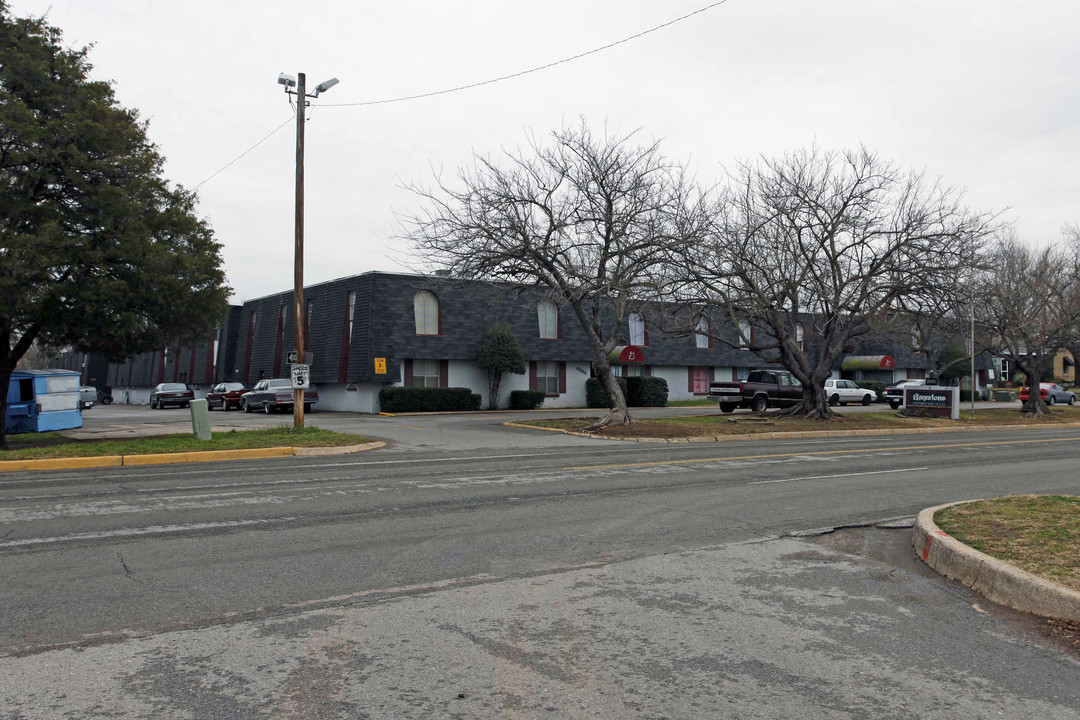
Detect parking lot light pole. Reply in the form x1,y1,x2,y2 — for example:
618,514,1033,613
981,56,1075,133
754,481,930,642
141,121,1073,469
278,72,339,428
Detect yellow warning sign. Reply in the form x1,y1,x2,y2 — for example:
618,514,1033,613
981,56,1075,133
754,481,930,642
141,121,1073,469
374,357,387,374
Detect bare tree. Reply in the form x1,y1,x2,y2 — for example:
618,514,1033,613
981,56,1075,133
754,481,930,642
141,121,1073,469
669,147,992,419
403,122,708,428
978,232,1080,415
1059,224,1080,381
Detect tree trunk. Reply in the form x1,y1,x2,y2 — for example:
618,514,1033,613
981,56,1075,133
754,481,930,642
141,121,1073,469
0,363,11,450
488,371,502,410
775,382,835,420
584,360,631,431
1016,360,1051,416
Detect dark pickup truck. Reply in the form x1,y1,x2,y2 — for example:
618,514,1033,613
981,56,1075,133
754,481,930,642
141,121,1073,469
707,370,803,413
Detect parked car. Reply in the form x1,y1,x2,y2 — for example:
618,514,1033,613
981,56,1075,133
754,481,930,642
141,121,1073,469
240,378,319,414
78,386,97,410
149,382,195,409
707,369,803,413
824,378,876,406
1019,383,1076,406
205,382,250,411
883,379,927,409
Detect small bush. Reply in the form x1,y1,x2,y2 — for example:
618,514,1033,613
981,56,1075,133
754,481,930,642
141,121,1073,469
627,376,668,406
379,386,480,413
586,376,628,408
858,381,886,399
509,390,546,410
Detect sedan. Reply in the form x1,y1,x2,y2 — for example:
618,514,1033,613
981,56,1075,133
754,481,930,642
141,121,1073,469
1020,383,1076,406
824,378,876,406
884,379,927,409
149,382,194,409
205,382,250,411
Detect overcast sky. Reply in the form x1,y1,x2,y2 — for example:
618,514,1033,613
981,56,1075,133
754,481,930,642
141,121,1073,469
12,0,1080,302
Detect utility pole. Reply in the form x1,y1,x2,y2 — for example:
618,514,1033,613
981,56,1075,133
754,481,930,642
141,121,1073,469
293,73,306,429
277,72,338,429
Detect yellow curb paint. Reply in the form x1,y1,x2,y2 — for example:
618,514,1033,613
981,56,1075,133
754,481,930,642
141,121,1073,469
0,455,124,473
121,447,297,466
568,435,1080,471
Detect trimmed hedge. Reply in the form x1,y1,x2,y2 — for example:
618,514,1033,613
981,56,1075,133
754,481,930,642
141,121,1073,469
586,376,668,407
379,386,482,413
627,376,668,407
509,390,546,410
586,377,628,408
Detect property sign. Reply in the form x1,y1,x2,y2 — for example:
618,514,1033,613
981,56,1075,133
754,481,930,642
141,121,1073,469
290,363,310,389
374,357,387,375
904,386,959,419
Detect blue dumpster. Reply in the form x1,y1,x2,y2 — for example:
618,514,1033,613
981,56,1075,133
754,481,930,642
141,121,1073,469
5,369,83,435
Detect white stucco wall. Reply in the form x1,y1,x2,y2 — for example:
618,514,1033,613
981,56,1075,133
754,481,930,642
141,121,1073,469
317,383,381,413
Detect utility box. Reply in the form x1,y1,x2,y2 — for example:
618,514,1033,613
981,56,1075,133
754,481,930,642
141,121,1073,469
189,398,212,440
5,369,83,435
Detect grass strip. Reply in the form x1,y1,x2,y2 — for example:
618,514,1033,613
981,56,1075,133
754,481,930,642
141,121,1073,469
0,426,373,461
935,495,1080,593
526,407,1080,439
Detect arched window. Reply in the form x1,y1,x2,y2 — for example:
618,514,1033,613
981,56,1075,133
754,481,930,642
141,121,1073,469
628,312,646,346
695,317,711,349
538,300,559,339
414,291,440,335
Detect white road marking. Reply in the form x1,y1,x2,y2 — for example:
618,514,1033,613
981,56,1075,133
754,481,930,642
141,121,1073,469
749,467,930,485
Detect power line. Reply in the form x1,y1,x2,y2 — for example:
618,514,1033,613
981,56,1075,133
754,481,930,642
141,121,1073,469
323,0,729,107
191,1,729,190
193,116,293,191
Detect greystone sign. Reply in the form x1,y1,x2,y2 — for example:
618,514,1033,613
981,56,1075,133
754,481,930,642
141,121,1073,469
903,385,960,419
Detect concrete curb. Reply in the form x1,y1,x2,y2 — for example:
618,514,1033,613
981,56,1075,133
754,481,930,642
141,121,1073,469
912,500,1080,623
0,441,385,473
503,420,1080,444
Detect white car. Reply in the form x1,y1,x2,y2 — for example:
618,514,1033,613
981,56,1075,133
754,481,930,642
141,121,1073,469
824,378,876,406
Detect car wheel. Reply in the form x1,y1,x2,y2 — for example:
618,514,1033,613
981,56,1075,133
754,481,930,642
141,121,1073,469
263,401,272,414
750,395,767,413
889,400,901,410
102,396,112,405
182,402,189,408
206,402,213,411
1047,396,1056,406
720,405,736,414
828,394,840,407
861,394,872,406
304,403,312,413
1070,395,1076,406
242,399,251,413
150,397,158,409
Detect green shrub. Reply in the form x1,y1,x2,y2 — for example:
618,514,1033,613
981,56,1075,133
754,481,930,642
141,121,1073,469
857,380,886,399
509,390,546,410
627,376,668,406
379,386,480,413
586,376,628,408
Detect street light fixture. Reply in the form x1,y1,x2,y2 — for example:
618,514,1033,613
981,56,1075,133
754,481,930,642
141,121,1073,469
279,71,338,428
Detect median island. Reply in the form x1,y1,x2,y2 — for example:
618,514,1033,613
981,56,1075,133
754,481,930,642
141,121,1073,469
522,407,1080,439
0,426,374,461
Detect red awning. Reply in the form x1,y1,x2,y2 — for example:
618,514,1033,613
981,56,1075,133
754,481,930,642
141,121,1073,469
607,345,645,364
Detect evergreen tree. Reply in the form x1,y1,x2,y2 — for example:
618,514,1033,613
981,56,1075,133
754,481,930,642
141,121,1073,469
475,322,526,409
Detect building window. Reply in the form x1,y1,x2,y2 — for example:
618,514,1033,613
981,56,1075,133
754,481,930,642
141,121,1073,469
304,300,313,348
689,366,711,394
412,359,441,387
339,291,357,383
538,300,560,339
535,361,561,395
414,290,440,335
999,358,1010,382
796,323,807,352
738,320,752,348
628,312,647,346
695,317,711,349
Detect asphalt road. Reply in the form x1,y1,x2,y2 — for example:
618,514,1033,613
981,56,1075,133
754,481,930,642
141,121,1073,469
2,415,1079,717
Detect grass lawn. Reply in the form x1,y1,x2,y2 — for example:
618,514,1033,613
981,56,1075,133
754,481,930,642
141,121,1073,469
523,406,1080,439
0,426,374,461
935,495,1080,593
